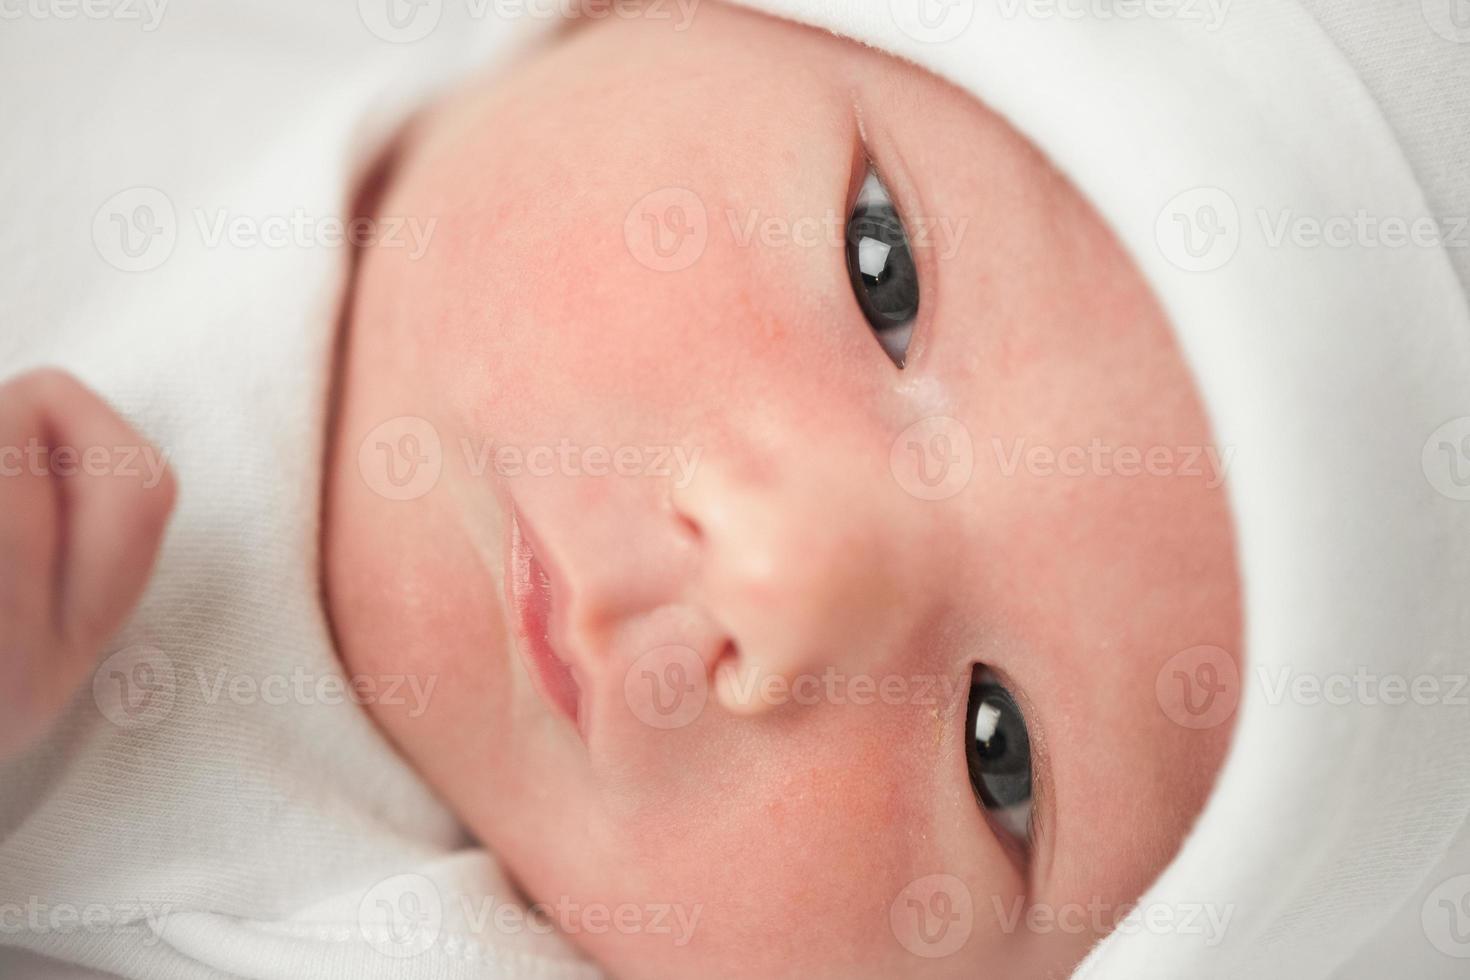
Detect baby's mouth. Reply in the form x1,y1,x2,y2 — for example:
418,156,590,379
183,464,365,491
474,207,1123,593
507,505,585,737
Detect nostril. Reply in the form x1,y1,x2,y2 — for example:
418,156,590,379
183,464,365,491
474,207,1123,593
712,639,737,675
675,511,702,541
667,490,704,543
713,639,764,714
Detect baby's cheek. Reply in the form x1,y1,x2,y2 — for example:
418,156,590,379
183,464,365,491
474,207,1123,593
602,706,994,976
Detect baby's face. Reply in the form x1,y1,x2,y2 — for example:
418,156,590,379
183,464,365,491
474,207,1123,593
324,4,1240,977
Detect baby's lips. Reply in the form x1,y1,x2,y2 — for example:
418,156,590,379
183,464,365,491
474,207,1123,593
507,503,584,733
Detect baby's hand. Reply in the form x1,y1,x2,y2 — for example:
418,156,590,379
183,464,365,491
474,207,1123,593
0,370,176,759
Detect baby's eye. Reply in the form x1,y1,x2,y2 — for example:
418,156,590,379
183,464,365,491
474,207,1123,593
845,167,919,368
965,668,1034,843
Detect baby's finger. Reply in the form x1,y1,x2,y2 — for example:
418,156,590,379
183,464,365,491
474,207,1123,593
0,379,67,748
0,369,177,756
37,374,177,650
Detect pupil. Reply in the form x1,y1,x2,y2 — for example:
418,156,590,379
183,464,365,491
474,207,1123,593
846,202,918,325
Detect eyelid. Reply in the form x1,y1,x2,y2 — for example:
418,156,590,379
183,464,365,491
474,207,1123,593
846,105,934,368
968,667,1031,874
845,135,870,216
982,662,1054,892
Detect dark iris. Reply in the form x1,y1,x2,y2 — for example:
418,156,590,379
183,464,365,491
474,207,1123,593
965,678,1033,813
845,169,918,367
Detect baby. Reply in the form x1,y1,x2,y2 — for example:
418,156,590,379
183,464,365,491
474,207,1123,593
6,1,1467,979
3,6,1237,976
322,7,1239,979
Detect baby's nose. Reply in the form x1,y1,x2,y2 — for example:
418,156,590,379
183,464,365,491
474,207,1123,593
669,430,926,715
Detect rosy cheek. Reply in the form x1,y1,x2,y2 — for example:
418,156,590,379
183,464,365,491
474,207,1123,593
726,717,946,905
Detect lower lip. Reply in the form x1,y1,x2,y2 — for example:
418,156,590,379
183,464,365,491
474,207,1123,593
507,507,584,733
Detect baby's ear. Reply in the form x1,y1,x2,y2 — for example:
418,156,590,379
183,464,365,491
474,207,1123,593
0,369,176,758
